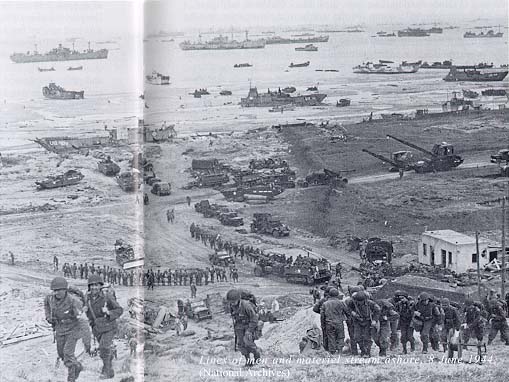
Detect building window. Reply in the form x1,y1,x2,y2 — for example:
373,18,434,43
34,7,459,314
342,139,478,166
448,252,452,265
472,253,477,263
423,243,427,256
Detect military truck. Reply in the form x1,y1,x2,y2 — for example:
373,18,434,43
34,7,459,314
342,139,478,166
209,251,235,267
253,257,287,277
114,239,135,266
296,168,348,188
250,213,290,237
361,237,393,264
183,173,229,189
116,172,138,192
491,149,509,164
97,156,120,176
151,182,171,196
188,300,212,321
285,258,332,285
219,212,244,227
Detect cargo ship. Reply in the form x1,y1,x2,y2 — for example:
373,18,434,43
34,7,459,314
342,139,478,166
443,66,508,82
35,170,84,190
240,87,326,107
10,42,108,63
179,33,266,50
353,60,420,74
464,30,503,38
42,83,84,99
397,28,430,37
264,35,329,44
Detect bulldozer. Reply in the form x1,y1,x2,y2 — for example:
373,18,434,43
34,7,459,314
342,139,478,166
250,213,290,237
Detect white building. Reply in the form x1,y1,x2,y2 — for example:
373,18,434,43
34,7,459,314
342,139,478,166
418,230,501,274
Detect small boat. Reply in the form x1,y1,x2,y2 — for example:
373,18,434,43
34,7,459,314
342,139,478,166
336,99,351,107
190,88,210,97
289,61,310,68
353,60,420,74
306,86,318,91
269,104,295,112
234,63,252,68
295,44,318,51
220,90,232,96
146,71,170,85
38,67,55,72
376,31,396,37
381,113,405,120
462,89,479,98
443,66,508,82
67,66,83,71
482,89,507,96
282,86,296,94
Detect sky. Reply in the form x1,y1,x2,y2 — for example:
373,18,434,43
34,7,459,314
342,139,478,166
0,0,506,41
147,0,509,33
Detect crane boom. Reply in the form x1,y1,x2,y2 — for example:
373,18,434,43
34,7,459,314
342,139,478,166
386,134,435,157
361,149,404,169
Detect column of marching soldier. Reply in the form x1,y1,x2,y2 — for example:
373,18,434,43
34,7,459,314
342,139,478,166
311,285,509,357
54,256,239,289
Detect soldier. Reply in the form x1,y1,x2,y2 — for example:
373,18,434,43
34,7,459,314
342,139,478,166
313,287,330,351
44,277,83,382
85,275,123,379
72,263,77,279
84,263,89,279
320,288,348,354
463,298,485,346
79,264,84,279
439,298,461,352
190,282,197,298
413,292,441,353
186,195,191,206
53,255,59,271
375,299,399,356
226,289,261,367
346,290,381,358
344,286,361,355
190,223,196,238
487,299,509,345
311,286,321,304
395,294,416,354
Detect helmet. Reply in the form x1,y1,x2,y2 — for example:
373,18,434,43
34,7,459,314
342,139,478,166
418,292,430,301
50,277,68,290
88,274,104,286
441,298,450,305
395,290,408,298
353,291,367,301
349,286,362,296
226,289,241,302
328,288,339,297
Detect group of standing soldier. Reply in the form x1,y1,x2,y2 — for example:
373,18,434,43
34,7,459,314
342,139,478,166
45,275,123,381
313,286,509,358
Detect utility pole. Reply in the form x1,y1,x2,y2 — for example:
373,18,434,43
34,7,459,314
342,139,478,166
501,186,507,299
476,231,481,299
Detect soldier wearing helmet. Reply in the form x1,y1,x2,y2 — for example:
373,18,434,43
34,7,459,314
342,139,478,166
313,285,332,351
343,285,363,355
226,289,261,367
320,288,348,354
44,277,83,382
374,299,399,356
395,294,416,354
345,290,381,358
85,274,123,379
439,297,461,352
413,292,441,353
487,298,509,346
462,297,485,346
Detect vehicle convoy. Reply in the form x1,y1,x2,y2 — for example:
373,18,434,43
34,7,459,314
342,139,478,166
240,86,326,107
10,42,108,63
209,251,235,267
361,238,393,264
296,168,349,187
35,170,84,190
363,135,463,173
250,213,290,237
42,83,84,99
97,156,120,176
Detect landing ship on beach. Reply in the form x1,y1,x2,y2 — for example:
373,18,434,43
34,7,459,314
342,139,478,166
10,42,108,63
42,83,84,99
443,66,508,82
240,87,326,107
